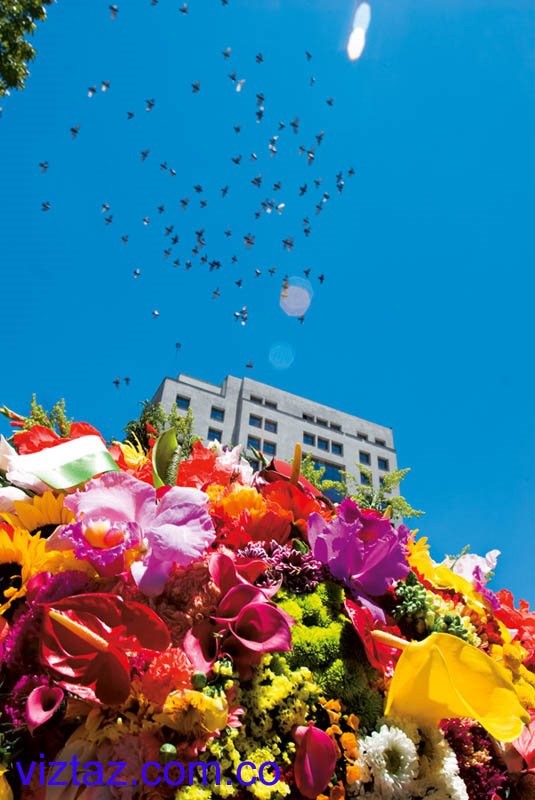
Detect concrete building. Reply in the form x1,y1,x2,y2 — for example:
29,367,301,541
152,374,397,491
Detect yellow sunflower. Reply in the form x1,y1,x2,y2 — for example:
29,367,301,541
3,491,74,538
0,525,91,615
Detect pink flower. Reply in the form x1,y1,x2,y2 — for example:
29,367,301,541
48,472,215,593
293,724,337,798
26,685,64,733
184,553,293,678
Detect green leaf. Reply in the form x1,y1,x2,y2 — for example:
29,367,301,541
152,428,179,488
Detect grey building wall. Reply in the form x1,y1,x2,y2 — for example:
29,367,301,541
152,374,397,492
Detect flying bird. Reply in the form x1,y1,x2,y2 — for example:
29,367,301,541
212,288,221,299
133,268,141,278
140,149,150,161
231,154,242,165
101,80,111,92
222,47,231,59
245,361,254,369
256,53,264,64
221,185,229,197
145,98,155,112
305,50,312,61
121,235,129,245
179,2,188,13
41,201,51,212
192,81,201,93
299,184,308,196
70,125,80,139
39,161,49,173
113,377,120,389
152,310,160,318
88,86,97,98
124,377,130,386
109,5,119,20
282,237,294,252
318,274,325,284
127,111,135,120
326,96,334,106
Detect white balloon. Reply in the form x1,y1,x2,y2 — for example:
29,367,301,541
347,26,366,61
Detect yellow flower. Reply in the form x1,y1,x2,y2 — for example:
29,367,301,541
408,537,490,613
0,526,91,614
217,485,266,519
4,491,73,536
155,690,228,737
0,766,13,800
113,434,149,470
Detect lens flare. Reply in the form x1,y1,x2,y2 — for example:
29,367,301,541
280,277,313,317
269,342,296,370
347,2,371,61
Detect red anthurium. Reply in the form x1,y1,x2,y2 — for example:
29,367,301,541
40,593,170,705
345,599,403,677
259,458,322,497
293,723,337,798
14,423,105,455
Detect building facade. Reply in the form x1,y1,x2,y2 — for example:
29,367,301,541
152,374,397,491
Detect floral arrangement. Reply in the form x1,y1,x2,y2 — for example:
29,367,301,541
0,400,534,800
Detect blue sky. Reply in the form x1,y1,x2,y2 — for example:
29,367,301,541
1,1,534,600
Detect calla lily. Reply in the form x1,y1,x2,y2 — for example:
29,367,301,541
293,723,337,799
26,685,64,732
40,593,170,705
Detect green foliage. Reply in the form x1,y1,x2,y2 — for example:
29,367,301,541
277,582,384,732
124,401,201,465
0,1,55,96
295,452,424,520
0,394,72,436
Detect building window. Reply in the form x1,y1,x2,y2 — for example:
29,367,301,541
207,428,222,442
263,441,277,456
303,413,314,422
249,414,262,428
176,394,190,410
250,459,260,472
250,395,263,404
360,472,371,486
316,418,328,427
264,400,277,410
247,435,261,450
359,451,371,465
303,432,315,446
331,442,343,456
211,407,225,422
357,432,368,441
330,423,342,432
318,437,329,452
375,438,386,447
378,457,389,471
313,460,344,502
265,419,277,434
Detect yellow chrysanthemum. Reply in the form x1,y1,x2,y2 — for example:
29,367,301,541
154,690,228,737
4,491,73,536
0,526,92,614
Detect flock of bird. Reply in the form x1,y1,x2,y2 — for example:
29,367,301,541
35,1,358,387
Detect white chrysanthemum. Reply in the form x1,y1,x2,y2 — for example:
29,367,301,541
407,725,468,800
361,725,418,798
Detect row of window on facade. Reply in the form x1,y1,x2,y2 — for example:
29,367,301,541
249,394,277,410
247,435,276,455
302,432,343,456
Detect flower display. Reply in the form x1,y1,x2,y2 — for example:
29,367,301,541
0,400,533,800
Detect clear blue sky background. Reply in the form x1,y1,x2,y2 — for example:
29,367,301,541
1,1,534,599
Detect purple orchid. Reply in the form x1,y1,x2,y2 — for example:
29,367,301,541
307,499,409,620
47,472,215,594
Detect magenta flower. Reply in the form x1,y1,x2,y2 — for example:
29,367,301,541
184,552,294,678
47,472,215,594
308,499,409,620
26,685,64,732
293,724,337,798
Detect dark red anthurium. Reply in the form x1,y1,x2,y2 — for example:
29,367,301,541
40,593,170,705
293,723,337,798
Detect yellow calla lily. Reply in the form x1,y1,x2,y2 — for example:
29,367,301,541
373,631,529,742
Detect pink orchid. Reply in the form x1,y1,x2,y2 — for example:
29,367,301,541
26,685,64,733
293,723,337,799
47,472,215,593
